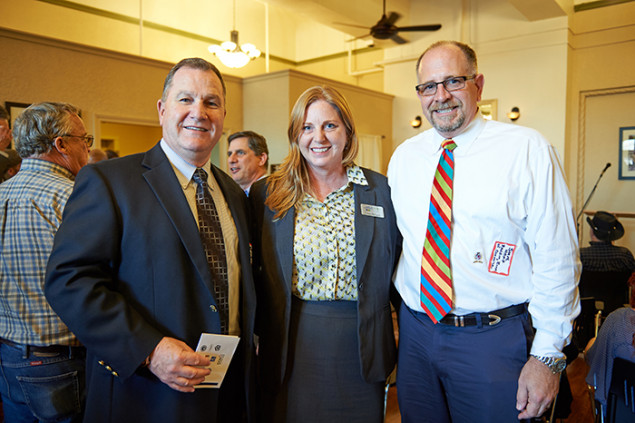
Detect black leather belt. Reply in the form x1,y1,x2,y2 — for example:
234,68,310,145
0,338,85,355
438,303,527,327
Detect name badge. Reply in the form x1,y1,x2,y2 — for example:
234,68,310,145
360,204,384,218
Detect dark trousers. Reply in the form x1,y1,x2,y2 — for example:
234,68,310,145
396,302,534,423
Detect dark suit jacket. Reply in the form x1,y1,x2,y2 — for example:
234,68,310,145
45,143,256,423
250,168,398,389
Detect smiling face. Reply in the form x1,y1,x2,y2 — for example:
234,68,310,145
417,44,484,139
298,100,348,176
157,67,226,167
227,136,267,190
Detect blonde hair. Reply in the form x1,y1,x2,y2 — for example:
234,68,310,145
265,86,358,219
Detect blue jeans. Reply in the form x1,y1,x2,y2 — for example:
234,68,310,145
0,342,86,423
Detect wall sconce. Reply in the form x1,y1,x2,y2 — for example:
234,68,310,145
410,116,422,128
507,107,520,121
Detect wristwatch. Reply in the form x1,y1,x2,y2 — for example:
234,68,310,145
531,355,567,374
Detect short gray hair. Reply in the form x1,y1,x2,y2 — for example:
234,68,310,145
416,40,478,75
13,102,81,158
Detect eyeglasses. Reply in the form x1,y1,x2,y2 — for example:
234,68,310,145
61,134,94,147
415,75,476,97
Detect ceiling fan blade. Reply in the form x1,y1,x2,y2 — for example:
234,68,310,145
390,33,408,44
333,21,372,30
346,33,372,42
396,24,442,32
385,11,401,26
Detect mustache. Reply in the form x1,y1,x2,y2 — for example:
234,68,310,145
429,100,460,112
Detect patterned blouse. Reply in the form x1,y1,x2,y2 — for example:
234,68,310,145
292,165,367,301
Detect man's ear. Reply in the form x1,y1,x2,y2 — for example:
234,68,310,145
157,99,165,125
258,153,268,167
474,73,485,102
53,136,67,154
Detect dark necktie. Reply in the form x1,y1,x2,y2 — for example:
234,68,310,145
192,168,229,334
420,139,457,323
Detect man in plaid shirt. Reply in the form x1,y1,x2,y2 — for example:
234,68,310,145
0,102,90,422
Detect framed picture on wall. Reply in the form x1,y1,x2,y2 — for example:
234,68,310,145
478,99,497,121
619,126,635,180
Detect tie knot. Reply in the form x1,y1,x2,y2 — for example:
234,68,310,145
442,139,457,151
192,168,208,185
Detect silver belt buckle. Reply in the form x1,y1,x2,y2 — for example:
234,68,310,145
487,314,502,325
452,315,465,327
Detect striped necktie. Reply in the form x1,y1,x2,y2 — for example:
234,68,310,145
420,139,456,323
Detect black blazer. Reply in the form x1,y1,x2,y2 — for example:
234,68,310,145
250,167,399,389
45,143,256,423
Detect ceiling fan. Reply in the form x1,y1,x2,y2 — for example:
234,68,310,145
336,0,441,45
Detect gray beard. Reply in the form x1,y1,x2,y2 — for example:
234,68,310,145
432,113,465,134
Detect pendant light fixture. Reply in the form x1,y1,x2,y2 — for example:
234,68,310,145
208,0,261,68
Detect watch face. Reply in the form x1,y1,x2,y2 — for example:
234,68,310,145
553,358,567,373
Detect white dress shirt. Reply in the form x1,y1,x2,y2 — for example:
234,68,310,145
388,115,581,356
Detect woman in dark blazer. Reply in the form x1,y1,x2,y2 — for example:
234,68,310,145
250,85,399,423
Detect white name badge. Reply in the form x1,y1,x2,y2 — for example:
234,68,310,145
360,204,385,218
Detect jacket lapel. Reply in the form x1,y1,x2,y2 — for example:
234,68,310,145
141,144,213,292
354,182,376,285
275,207,296,291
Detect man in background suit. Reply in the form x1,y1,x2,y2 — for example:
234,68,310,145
45,58,256,423
227,130,269,196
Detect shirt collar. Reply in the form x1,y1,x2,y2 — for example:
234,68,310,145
301,164,368,204
589,241,612,246
160,139,211,189
347,164,368,187
21,158,75,181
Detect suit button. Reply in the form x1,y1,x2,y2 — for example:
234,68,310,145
98,360,105,366
112,371,119,377
210,305,218,312
106,365,112,371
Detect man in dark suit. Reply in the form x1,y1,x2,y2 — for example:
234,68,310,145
45,58,256,423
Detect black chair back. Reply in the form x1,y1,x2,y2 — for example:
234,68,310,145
607,357,635,423
579,270,631,315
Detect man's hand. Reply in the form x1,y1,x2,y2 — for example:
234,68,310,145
516,356,560,419
147,337,211,393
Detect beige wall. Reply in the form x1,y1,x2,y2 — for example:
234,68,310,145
242,71,292,168
100,122,163,157
566,2,635,254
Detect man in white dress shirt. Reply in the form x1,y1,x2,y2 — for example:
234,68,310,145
388,40,580,422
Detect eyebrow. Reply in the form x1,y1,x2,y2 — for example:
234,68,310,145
420,75,460,84
175,90,223,102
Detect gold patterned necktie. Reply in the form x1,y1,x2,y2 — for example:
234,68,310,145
192,168,229,334
420,139,456,323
